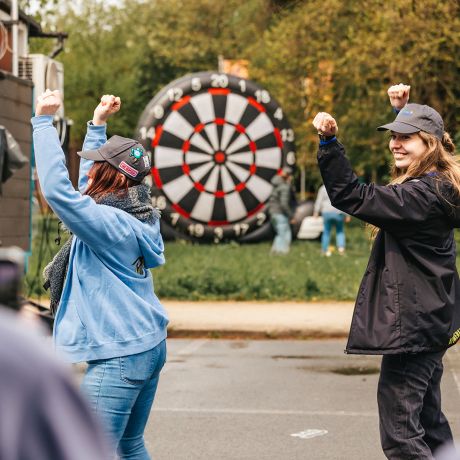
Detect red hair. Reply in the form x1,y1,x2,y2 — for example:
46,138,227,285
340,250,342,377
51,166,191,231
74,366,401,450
85,161,137,198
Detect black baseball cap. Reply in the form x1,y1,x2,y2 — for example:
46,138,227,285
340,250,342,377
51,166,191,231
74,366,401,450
377,103,444,141
77,135,151,182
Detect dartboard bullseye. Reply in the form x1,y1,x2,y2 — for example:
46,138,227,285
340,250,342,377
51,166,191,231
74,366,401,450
135,72,296,242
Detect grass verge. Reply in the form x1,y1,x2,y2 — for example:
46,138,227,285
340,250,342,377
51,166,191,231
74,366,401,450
28,218,459,302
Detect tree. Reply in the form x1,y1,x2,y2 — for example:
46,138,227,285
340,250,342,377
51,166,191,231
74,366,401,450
27,0,460,186
250,0,460,188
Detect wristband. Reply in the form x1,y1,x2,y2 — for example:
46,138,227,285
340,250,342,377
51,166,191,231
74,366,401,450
318,131,336,142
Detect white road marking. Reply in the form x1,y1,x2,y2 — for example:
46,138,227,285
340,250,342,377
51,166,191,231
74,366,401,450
291,429,328,439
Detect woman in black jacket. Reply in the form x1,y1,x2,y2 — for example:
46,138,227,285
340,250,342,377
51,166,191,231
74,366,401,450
312,85,460,460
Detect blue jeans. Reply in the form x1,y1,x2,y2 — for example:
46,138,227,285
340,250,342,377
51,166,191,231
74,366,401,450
270,213,292,254
321,212,345,253
81,340,167,459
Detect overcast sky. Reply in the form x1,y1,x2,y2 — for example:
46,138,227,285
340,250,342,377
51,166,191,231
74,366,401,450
26,0,124,15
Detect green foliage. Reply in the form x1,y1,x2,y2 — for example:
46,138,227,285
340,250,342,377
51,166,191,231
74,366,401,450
153,222,371,301
27,0,460,187
24,214,70,299
20,0,59,27
25,218,460,301
251,0,460,184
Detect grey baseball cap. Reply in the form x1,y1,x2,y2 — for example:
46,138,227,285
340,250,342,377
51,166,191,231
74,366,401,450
377,103,444,141
77,135,151,182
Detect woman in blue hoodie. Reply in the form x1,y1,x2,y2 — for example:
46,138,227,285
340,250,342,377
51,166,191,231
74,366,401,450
32,90,169,460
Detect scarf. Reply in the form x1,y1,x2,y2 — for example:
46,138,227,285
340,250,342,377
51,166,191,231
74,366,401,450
43,184,159,315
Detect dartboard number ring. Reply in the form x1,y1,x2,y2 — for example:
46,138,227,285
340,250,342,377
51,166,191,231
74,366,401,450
136,72,296,242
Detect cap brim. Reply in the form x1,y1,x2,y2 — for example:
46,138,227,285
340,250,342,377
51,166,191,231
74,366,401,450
77,149,105,161
377,121,420,134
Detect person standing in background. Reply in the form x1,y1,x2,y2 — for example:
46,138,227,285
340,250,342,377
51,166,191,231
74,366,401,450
267,167,295,254
313,184,350,256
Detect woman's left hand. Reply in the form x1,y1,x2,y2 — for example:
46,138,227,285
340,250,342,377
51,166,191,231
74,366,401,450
312,112,338,137
387,83,410,110
93,94,121,125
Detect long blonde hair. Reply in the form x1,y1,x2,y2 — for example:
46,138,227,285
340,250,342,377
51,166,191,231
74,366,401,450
369,131,459,238
389,131,459,189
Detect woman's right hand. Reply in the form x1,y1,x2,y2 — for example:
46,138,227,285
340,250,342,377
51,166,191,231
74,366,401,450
36,89,61,116
312,112,338,137
92,94,121,126
387,83,410,110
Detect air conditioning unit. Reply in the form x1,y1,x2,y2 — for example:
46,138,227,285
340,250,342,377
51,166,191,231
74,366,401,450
19,54,65,118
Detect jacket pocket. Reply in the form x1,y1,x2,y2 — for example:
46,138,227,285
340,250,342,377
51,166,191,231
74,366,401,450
347,267,402,351
55,300,87,346
381,267,401,336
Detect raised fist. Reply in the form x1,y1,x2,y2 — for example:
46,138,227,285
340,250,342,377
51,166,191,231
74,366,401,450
312,112,338,137
387,83,410,110
93,94,121,125
35,89,62,116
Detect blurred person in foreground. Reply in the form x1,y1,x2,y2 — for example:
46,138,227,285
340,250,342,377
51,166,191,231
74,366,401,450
267,166,295,254
312,84,459,459
32,90,168,459
0,248,110,460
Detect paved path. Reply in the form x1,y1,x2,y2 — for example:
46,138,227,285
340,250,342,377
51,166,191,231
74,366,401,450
164,301,354,338
145,339,460,460
27,299,356,338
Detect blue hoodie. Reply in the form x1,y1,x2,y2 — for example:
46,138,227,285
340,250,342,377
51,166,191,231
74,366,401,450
32,116,168,363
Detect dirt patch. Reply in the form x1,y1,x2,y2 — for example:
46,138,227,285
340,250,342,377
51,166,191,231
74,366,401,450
167,328,348,340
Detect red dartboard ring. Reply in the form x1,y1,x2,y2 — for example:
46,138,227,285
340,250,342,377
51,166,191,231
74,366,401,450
135,71,296,243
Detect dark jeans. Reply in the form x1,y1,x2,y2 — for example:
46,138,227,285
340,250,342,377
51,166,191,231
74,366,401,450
378,350,453,460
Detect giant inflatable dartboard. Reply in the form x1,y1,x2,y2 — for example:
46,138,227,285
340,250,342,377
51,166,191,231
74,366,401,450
135,72,296,242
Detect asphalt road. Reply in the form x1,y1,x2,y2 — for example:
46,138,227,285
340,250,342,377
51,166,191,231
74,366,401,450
141,339,460,460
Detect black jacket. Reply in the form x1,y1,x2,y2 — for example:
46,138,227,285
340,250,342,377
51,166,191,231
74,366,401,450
318,140,460,355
